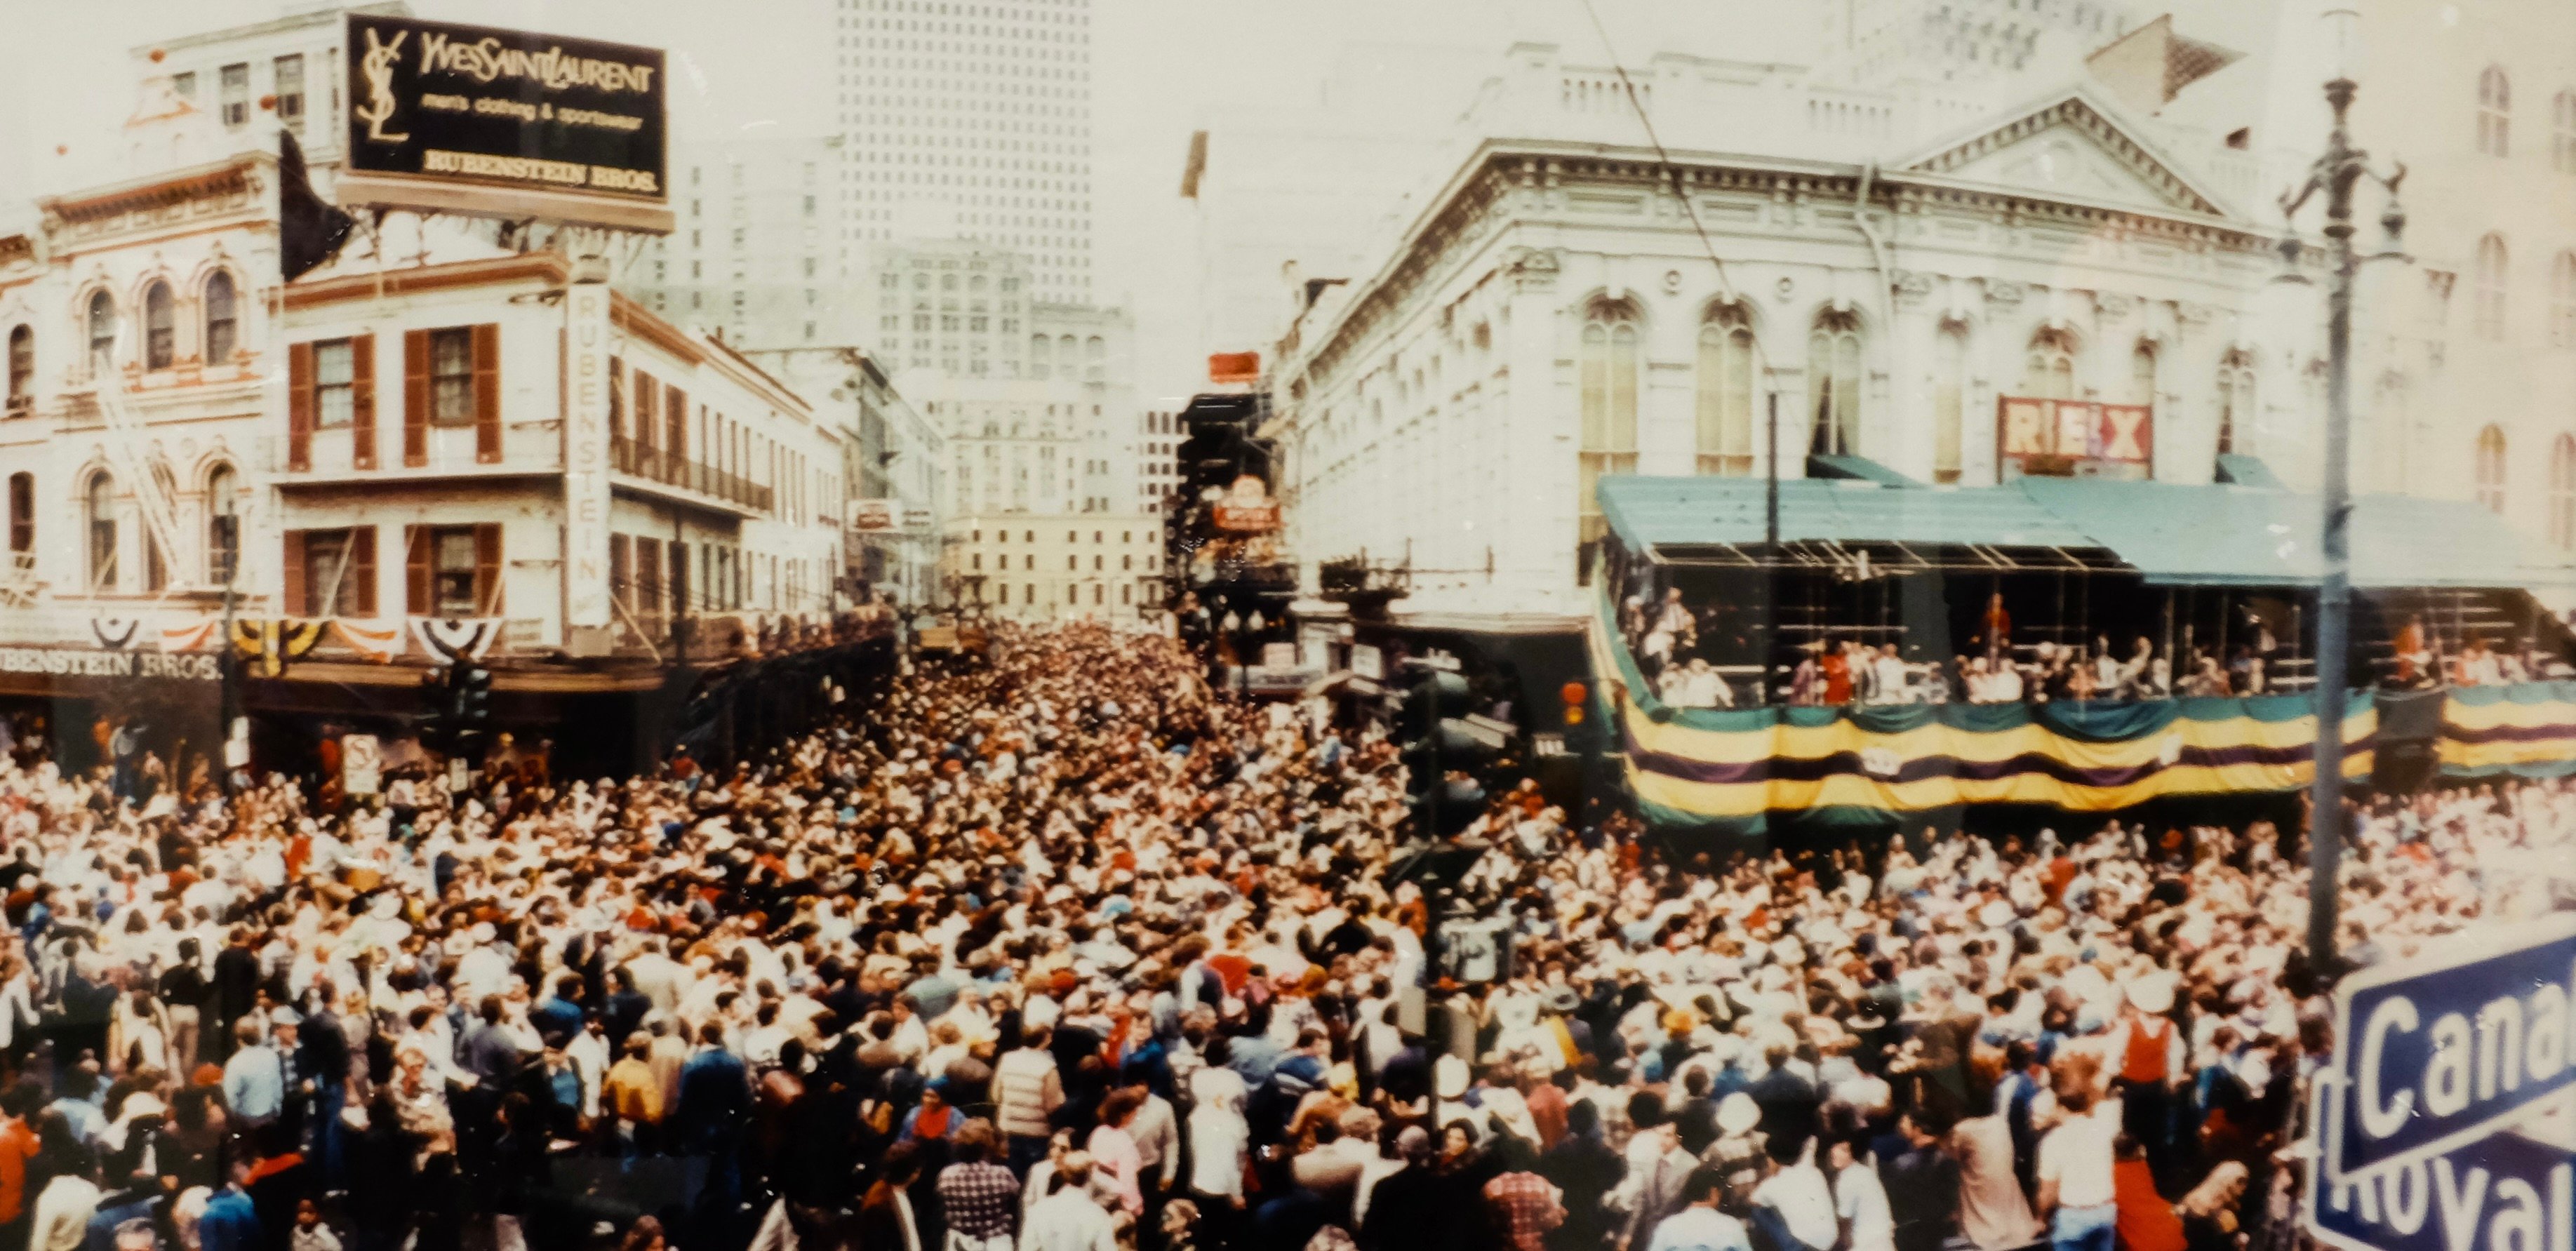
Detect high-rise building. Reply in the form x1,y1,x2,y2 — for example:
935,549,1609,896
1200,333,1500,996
833,0,1095,303
625,135,856,350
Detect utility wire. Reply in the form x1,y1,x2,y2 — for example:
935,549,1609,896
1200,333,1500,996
1572,0,1746,309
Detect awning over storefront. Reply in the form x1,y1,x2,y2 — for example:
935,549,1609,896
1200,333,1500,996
1599,474,2543,592
2008,478,2533,589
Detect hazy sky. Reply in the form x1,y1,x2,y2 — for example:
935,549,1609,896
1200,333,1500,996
0,0,1545,397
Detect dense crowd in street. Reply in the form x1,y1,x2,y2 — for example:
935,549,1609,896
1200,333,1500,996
0,622,2562,1251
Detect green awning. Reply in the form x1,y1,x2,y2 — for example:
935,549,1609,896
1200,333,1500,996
1596,476,2096,554
2009,478,2532,589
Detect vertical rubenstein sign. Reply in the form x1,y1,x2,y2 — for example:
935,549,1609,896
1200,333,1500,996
563,283,613,635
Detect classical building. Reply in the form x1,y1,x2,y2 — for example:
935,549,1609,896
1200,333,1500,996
747,344,947,609
0,34,850,777
945,515,1162,622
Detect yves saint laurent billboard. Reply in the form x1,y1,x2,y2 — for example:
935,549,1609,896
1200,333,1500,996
342,13,670,232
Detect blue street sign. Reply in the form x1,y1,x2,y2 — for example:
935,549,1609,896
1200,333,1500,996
2307,1125,2571,1251
2323,914,2576,1184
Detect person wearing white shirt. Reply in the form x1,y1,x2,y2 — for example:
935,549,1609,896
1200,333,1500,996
1648,1167,1752,1251
1751,1141,1841,1251
1830,1142,1896,1251
2036,1087,2122,1251
1020,1154,1118,1251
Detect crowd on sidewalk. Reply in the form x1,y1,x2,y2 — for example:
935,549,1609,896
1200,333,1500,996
0,621,2561,1251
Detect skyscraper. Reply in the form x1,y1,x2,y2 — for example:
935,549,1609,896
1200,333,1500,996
834,0,1095,303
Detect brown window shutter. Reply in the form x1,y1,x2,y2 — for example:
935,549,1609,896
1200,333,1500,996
282,530,307,617
635,372,657,450
609,535,632,615
472,322,501,463
349,334,377,469
287,342,314,471
403,330,429,467
609,357,625,442
403,526,429,616
669,542,690,617
351,526,378,617
665,387,688,479
474,523,502,615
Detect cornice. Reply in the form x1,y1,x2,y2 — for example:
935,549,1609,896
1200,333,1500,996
283,253,570,310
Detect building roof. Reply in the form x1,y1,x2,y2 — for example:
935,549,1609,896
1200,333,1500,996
2008,478,2534,590
1599,474,2540,591
1597,475,2095,554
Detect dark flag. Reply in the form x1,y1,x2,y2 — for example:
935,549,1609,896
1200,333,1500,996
279,129,354,282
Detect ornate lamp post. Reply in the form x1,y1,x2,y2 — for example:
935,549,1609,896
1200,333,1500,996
2280,1,2405,977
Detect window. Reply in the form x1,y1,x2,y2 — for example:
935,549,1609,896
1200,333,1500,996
6,326,29,410
274,54,304,126
2554,435,2576,549
2554,252,2576,350
432,530,482,616
2475,234,2509,341
1577,300,1641,547
2476,424,2509,513
429,328,474,424
1808,311,1863,455
2024,328,2078,399
2130,341,2158,406
142,281,175,370
219,62,249,127
171,72,195,100
203,272,237,362
86,473,116,591
313,339,355,428
1695,305,1755,476
2558,91,2576,174
2216,350,2257,456
1933,323,1968,483
2478,65,2511,157
86,290,114,365
6,473,30,555
300,528,369,617
206,466,238,584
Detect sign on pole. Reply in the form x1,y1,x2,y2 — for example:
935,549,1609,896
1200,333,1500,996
2316,914,2576,1185
341,733,382,796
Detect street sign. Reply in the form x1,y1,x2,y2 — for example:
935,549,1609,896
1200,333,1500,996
2319,913,2576,1184
2306,1120,2571,1251
341,733,382,796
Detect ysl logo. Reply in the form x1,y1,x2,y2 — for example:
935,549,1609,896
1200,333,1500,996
355,27,409,143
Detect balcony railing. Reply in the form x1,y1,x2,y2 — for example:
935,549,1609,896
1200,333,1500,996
610,439,774,513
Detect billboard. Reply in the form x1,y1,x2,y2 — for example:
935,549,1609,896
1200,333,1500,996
850,500,895,533
1997,396,2152,479
1211,475,1281,533
341,14,672,233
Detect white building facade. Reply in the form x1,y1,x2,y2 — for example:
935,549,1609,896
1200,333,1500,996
946,515,1161,622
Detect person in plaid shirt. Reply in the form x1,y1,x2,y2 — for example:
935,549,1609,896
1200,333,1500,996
937,1121,1020,1250
1482,1139,1567,1251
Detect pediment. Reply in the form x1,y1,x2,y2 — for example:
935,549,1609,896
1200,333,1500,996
1902,90,2234,220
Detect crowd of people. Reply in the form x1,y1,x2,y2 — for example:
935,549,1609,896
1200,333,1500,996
0,622,2561,1251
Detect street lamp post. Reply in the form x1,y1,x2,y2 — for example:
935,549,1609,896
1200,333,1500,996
2282,2,2404,978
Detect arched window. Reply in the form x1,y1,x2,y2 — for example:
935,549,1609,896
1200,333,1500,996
2479,66,2511,157
2552,435,2576,549
1030,333,1050,378
2024,328,2078,399
206,464,239,584
2475,234,2509,340
2130,341,2158,407
6,326,29,409
2216,349,2257,456
1577,300,1641,547
5,473,30,556
2476,424,2509,513
203,272,238,363
84,290,115,366
2552,251,2576,350
1932,322,1968,483
143,464,173,592
2556,90,2576,174
1694,305,1754,476
1085,334,1105,381
86,472,116,591
1808,311,1863,455
142,281,174,370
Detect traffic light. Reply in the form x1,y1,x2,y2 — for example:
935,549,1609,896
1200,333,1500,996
420,662,494,764
1393,662,1493,839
